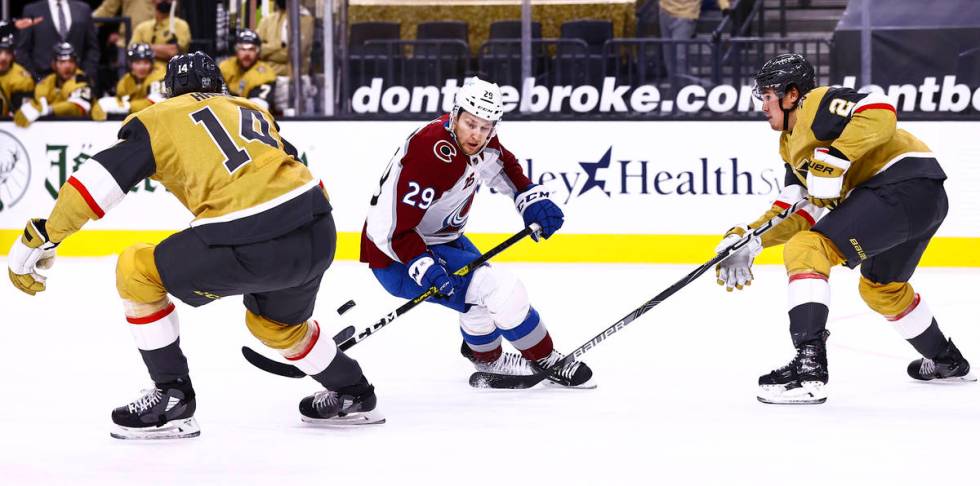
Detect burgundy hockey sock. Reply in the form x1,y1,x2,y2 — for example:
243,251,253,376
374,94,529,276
470,345,502,363
519,332,554,361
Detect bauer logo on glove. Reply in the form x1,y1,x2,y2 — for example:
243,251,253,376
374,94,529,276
806,148,851,208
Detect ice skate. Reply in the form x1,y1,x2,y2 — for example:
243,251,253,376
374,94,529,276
908,339,976,383
460,341,535,375
110,381,199,440
300,378,385,426
758,332,829,405
532,350,595,389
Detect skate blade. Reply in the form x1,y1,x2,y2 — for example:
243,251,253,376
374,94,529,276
917,372,978,383
301,409,386,426
757,382,827,405
542,378,598,390
110,417,201,440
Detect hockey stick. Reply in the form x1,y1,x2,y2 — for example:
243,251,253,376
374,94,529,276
469,200,808,389
242,223,542,378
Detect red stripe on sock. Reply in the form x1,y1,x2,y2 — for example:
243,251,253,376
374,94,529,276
789,272,828,282
520,333,554,362
887,293,921,322
127,303,176,324
286,321,321,361
773,200,790,210
67,176,105,218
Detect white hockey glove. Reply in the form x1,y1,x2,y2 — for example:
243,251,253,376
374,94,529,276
147,91,166,104
807,148,851,208
14,98,50,128
8,218,59,295
97,96,132,115
715,225,762,292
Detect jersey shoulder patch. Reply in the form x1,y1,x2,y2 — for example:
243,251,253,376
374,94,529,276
406,117,458,164
400,118,467,188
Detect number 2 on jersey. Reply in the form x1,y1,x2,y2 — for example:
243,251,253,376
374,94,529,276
190,106,279,174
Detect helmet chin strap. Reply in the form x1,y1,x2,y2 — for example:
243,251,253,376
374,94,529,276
778,86,802,131
781,98,791,131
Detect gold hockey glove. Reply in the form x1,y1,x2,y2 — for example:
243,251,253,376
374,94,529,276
8,219,59,295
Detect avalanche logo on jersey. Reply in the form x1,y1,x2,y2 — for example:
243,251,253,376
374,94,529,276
437,193,475,235
433,140,456,163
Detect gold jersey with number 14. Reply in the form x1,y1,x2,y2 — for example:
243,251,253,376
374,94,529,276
43,92,329,246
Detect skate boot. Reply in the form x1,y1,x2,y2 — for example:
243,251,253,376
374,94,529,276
110,378,199,439
460,341,535,375
758,331,829,405
908,339,977,382
532,350,595,389
300,377,385,425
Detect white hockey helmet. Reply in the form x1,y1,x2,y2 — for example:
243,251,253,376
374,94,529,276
449,77,503,155
452,77,503,123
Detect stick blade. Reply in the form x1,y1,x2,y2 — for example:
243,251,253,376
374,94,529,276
468,371,546,389
241,346,307,378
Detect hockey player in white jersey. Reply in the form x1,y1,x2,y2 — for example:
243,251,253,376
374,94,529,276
360,77,593,388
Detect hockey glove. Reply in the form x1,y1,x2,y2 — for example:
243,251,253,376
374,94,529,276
8,218,59,295
515,184,564,242
715,225,762,292
806,148,851,209
97,96,132,115
14,98,50,128
407,252,455,297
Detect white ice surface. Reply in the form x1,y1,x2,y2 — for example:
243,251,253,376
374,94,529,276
1,258,978,485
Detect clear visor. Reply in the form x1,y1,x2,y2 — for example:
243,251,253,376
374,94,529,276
752,82,783,101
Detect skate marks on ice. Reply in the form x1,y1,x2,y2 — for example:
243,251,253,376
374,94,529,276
2,260,980,485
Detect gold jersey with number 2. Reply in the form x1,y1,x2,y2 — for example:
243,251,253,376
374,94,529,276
44,92,328,246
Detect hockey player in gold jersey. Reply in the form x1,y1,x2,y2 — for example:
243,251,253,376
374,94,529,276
13,42,91,127
715,54,974,405
0,34,34,117
7,52,383,439
219,29,277,113
91,43,165,121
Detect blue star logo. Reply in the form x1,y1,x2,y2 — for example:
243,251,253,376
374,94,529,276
577,147,612,197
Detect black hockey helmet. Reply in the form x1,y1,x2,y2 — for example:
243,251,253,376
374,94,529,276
0,33,14,52
52,42,76,62
235,29,261,48
127,42,154,62
753,53,815,101
164,51,224,97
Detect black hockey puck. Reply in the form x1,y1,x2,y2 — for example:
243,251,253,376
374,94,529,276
337,299,356,315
